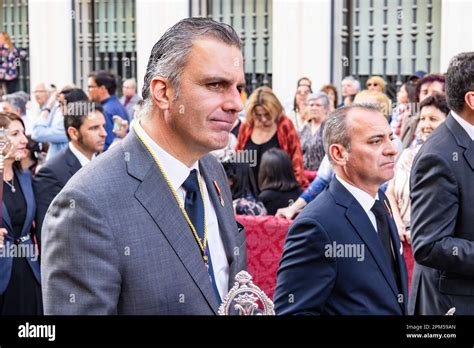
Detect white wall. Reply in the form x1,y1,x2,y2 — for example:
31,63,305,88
135,0,188,96
440,0,474,72
272,0,332,111
28,0,73,92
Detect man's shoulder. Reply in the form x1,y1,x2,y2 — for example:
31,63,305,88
103,96,130,118
63,143,128,193
415,123,455,161
297,188,339,222
37,148,73,174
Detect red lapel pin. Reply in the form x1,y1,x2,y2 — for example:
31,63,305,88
213,180,225,207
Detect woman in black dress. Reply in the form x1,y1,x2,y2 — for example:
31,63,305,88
0,111,42,315
257,149,302,215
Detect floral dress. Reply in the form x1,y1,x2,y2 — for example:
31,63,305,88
0,44,20,81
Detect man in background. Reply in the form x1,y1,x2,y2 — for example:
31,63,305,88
88,70,129,150
34,101,106,245
120,78,141,121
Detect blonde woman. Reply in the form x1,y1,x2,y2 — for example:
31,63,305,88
235,86,308,190
366,75,386,93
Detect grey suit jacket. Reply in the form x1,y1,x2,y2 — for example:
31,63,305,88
41,129,247,315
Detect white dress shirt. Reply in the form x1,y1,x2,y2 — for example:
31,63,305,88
68,142,95,167
451,111,474,141
133,120,230,300
336,175,380,232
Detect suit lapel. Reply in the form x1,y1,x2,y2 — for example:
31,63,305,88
65,147,82,177
330,179,400,299
199,157,235,273
125,131,220,314
15,169,35,237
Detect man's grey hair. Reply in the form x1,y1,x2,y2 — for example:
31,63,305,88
342,75,361,91
323,103,381,164
140,17,241,116
2,91,29,116
307,92,330,110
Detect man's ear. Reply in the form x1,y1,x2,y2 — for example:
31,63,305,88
464,91,474,111
150,77,173,111
67,127,80,142
329,144,349,166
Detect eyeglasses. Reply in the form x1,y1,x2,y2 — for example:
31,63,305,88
367,83,379,87
87,85,99,90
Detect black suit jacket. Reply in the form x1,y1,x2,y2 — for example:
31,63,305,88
34,146,82,245
409,113,474,315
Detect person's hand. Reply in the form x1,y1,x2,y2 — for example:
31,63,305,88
276,206,297,220
0,228,7,248
397,222,411,244
46,91,57,110
112,116,129,139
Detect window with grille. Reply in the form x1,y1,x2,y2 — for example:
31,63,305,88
72,0,137,95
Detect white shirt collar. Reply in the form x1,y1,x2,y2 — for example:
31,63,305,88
133,119,200,192
69,142,95,167
335,175,379,213
451,111,474,141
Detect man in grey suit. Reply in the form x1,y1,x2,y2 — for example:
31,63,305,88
41,18,247,315
409,52,474,315
120,78,141,121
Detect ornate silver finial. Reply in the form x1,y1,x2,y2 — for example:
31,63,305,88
218,270,275,315
0,127,14,166
445,307,456,315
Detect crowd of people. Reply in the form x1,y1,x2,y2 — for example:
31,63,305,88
0,19,473,316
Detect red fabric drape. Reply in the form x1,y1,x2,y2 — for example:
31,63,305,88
237,215,415,300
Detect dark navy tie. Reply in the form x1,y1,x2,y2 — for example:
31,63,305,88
371,199,400,290
182,169,222,304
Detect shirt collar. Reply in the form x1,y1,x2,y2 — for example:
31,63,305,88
68,142,95,167
335,175,379,213
133,119,200,192
451,110,474,141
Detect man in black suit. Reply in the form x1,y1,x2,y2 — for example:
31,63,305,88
34,102,107,244
409,52,474,315
274,104,408,315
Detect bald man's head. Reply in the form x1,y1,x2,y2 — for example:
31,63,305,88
122,79,137,97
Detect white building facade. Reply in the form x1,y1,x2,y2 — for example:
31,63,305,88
1,0,473,104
